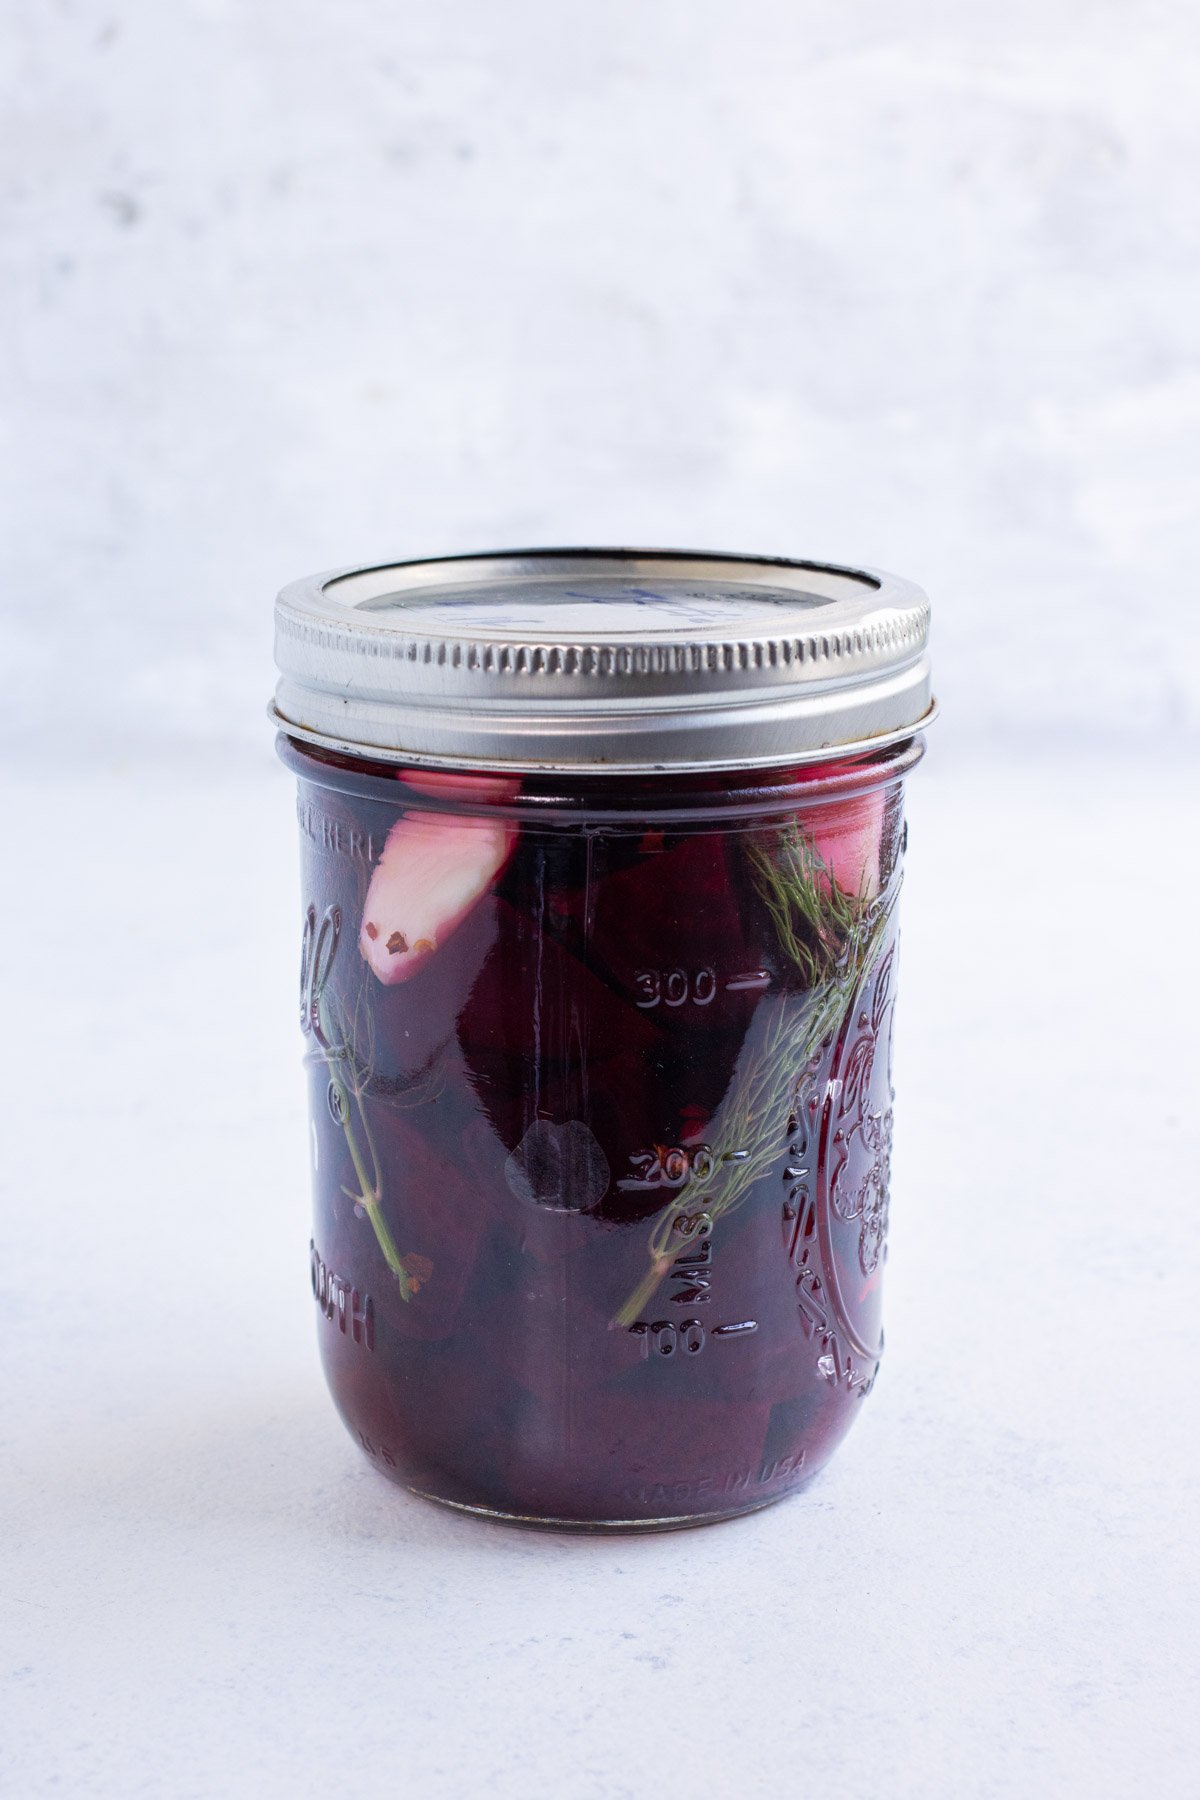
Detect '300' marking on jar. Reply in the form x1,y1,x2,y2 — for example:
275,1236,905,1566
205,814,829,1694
635,966,717,1008
633,967,772,1009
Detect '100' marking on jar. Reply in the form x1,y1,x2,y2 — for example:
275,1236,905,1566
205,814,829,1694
628,1318,759,1358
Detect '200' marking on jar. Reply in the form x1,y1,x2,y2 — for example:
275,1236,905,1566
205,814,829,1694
633,967,772,1008
619,1144,750,1191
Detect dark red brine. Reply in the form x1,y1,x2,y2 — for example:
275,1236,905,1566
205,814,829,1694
273,550,933,1528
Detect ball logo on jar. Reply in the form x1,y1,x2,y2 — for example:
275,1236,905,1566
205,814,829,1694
299,902,341,1050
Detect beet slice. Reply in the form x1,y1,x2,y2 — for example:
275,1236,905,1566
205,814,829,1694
459,893,664,1068
562,830,769,1037
368,889,500,1086
359,1104,491,1342
467,1255,646,1406
496,1385,775,1522
386,1332,532,1510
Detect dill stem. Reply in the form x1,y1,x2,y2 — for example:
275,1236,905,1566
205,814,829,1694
323,1011,414,1302
612,1259,675,1331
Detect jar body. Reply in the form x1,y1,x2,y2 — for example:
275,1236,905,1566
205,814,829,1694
284,739,918,1528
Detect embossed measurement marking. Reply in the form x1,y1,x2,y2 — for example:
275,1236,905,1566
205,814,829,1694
627,1317,758,1357
667,1229,712,1305
628,1319,706,1357
619,1143,750,1191
633,967,771,1008
634,967,716,1008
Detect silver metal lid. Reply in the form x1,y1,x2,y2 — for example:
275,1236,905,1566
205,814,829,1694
272,548,933,773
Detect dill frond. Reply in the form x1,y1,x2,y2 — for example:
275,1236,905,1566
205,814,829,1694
612,824,893,1327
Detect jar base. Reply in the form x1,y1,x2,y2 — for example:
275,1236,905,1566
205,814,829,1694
407,1485,793,1533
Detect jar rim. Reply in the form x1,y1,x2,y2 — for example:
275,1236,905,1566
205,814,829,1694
277,726,928,823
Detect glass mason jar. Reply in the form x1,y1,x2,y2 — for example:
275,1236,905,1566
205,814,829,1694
272,550,934,1529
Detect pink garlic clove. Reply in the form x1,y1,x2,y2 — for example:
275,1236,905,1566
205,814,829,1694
359,812,515,984
808,788,886,900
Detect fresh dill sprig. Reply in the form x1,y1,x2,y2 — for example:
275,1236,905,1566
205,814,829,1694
749,820,873,986
306,952,439,1303
612,824,892,1328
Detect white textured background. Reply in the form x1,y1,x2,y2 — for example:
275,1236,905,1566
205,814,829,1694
3,7,1199,1799
3,0,1199,756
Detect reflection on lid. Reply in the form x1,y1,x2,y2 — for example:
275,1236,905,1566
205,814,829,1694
356,575,841,636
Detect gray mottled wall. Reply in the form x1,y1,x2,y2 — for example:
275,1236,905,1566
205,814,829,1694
3,0,1197,758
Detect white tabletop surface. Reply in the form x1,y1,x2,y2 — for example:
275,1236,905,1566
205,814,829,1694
2,748,1196,1798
